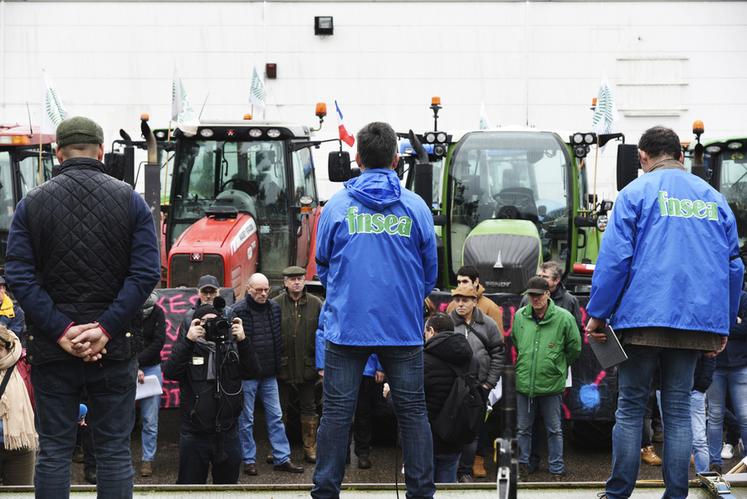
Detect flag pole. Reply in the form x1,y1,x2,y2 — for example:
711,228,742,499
163,120,173,202
27,101,43,184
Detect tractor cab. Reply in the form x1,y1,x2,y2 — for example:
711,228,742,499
0,125,55,265
165,122,320,293
681,122,747,265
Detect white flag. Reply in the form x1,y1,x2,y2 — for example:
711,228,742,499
171,68,198,136
592,79,618,134
249,66,266,111
479,102,492,130
42,71,68,133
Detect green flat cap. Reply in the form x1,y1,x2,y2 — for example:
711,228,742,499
56,116,104,148
282,266,306,277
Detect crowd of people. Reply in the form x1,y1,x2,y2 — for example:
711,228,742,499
0,117,743,499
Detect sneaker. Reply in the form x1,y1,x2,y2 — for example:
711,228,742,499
722,443,735,460
140,461,152,477
641,446,662,466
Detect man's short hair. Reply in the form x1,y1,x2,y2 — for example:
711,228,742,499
456,265,480,283
426,313,455,334
638,126,682,160
356,122,397,169
539,261,562,281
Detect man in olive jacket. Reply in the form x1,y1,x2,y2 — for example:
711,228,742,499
272,266,323,464
512,277,581,480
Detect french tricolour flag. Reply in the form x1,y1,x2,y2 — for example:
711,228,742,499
335,100,355,147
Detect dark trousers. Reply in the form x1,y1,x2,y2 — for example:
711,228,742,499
31,357,137,499
353,376,378,457
0,447,35,485
79,423,96,474
177,428,241,484
279,379,318,419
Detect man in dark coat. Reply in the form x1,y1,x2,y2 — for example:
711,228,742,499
5,116,160,498
163,303,256,484
272,266,323,463
424,313,476,483
135,291,166,477
230,273,303,476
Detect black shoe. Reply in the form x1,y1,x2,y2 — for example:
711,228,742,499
84,469,97,485
244,463,258,476
551,472,566,482
457,473,474,483
274,460,304,473
358,455,372,469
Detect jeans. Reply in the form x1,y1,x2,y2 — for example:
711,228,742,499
691,390,709,474
176,428,240,484
605,346,698,499
433,452,460,483
238,376,291,465
139,364,162,462
516,393,564,474
32,358,137,499
706,366,747,466
312,342,435,499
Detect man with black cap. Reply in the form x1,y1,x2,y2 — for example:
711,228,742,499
177,275,221,337
512,276,580,482
272,266,323,464
163,302,257,484
5,116,160,498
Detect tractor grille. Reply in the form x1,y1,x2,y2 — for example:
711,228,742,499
169,254,225,288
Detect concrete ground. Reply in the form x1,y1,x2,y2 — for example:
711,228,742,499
65,409,744,488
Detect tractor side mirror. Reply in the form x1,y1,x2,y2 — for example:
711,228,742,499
328,150,353,182
413,162,433,208
103,152,127,183
616,144,640,191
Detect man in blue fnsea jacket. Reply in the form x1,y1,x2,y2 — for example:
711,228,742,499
586,126,744,499
311,122,438,499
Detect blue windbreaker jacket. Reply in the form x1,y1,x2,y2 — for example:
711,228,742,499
586,167,744,334
315,168,438,346
314,304,384,376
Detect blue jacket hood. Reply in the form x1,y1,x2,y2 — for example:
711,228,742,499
345,169,401,211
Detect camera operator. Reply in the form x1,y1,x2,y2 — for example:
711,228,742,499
163,298,258,484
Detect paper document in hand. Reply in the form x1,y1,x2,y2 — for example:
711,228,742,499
135,375,163,401
588,324,628,370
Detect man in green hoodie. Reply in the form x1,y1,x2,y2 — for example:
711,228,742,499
511,276,581,481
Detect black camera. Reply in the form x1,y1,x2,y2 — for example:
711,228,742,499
203,296,230,343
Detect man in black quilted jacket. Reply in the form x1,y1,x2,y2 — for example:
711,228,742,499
5,116,160,499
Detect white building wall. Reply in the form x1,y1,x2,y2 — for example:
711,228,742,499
1,1,746,199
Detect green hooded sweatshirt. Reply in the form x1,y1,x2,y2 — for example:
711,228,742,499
511,299,581,397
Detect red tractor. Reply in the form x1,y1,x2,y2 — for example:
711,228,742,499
108,107,329,297
0,124,56,269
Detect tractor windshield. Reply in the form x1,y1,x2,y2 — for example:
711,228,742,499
170,139,290,271
449,131,570,271
717,148,747,252
0,148,54,232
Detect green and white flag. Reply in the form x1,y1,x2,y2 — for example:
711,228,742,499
592,79,618,134
479,102,492,130
171,67,198,136
42,71,67,133
249,66,266,111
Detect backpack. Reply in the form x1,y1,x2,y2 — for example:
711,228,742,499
432,364,485,445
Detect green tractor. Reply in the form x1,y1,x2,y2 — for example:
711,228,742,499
327,99,640,437
682,121,747,277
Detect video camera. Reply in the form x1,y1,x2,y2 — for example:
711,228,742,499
203,296,231,344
